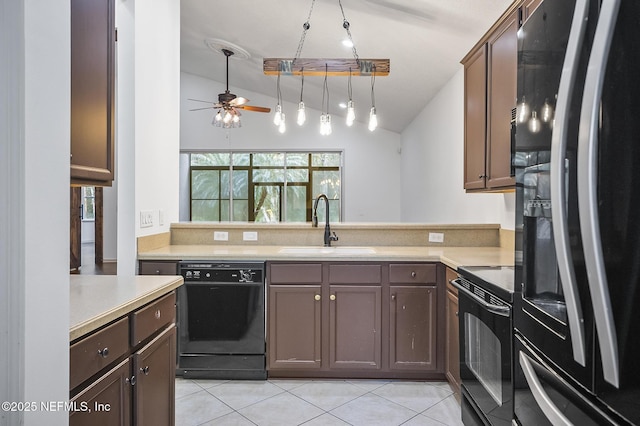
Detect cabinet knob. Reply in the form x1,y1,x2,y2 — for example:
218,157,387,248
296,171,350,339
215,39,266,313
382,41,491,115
97,347,109,358
140,366,150,375
411,271,416,278
314,294,321,301
155,270,161,274
479,174,487,179
456,311,459,317
391,294,396,300
126,375,136,386
330,294,336,301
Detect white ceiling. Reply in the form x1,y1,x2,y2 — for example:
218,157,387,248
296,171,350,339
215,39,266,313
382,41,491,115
181,0,513,133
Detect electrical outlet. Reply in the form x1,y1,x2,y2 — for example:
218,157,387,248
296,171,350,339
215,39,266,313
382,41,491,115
243,231,258,241
214,231,229,241
140,210,154,228
428,232,444,243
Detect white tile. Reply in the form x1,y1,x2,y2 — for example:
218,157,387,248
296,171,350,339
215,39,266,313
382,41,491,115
330,393,417,426
421,395,464,426
193,379,231,390
289,380,369,410
301,413,351,425
175,389,233,426
200,411,256,426
269,378,311,391
239,392,325,426
346,379,391,392
206,380,285,410
373,381,453,412
401,413,448,425
175,378,205,399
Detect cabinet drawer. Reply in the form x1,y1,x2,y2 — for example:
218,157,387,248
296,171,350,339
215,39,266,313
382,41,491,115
270,263,323,284
389,264,436,284
139,261,177,275
329,264,381,284
70,316,129,390
130,292,176,346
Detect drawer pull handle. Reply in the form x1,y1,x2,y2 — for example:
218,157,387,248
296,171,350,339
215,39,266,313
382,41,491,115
140,366,150,375
391,294,396,300
155,270,160,274
97,347,109,358
411,271,416,278
126,375,136,386
330,294,336,301
155,309,161,320
314,294,321,301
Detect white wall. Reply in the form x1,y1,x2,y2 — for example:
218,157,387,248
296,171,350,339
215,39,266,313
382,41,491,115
180,72,403,222
401,69,515,229
1,1,70,424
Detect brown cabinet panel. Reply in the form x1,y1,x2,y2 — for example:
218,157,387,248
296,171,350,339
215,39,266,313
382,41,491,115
130,291,176,347
445,267,461,397
521,0,543,23
389,286,437,370
463,46,488,190
328,264,381,284
487,9,518,189
70,316,129,390
389,263,437,284
329,285,382,369
133,326,176,426
138,261,178,276
70,358,131,426
268,286,322,370
70,0,115,186
270,263,323,284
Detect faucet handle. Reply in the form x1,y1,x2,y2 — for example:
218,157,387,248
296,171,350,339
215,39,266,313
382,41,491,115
330,232,339,242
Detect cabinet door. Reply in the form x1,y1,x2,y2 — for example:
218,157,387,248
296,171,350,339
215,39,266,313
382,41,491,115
389,286,437,371
133,326,176,426
70,358,131,426
70,0,115,185
463,46,488,190
329,285,381,370
445,268,461,396
486,9,518,189
268,285,322,370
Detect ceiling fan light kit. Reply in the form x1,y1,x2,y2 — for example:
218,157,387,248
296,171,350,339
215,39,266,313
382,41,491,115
266,0,389,135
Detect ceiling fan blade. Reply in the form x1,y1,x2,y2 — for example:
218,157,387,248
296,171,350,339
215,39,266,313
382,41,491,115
189,106,216,111
188,98,216,104
237,105,271,113
230,97,249,106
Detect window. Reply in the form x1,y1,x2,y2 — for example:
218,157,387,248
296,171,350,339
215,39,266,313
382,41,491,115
188,152,341,223
82,187,95,221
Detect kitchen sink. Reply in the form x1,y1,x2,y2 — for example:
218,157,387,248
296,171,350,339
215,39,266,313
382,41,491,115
278,246,377,255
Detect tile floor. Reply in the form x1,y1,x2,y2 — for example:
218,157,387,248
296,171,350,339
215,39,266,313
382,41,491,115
176,378,463,426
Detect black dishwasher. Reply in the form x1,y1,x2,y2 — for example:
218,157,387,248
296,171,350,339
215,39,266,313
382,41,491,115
177,261,266,379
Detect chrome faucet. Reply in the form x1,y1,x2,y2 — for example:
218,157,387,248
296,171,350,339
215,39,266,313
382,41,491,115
312,194,339,247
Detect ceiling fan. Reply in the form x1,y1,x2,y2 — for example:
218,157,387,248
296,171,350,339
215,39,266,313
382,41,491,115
189,48,271,128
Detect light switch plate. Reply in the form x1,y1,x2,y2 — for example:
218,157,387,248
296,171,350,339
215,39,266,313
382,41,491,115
243,231,258,241
214,231,229,241
140,210,154,228
428,232,444,243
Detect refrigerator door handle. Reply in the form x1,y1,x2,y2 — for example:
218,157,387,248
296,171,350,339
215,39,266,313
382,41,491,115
519,351,572,426
549,0,590,367
577,0,621,389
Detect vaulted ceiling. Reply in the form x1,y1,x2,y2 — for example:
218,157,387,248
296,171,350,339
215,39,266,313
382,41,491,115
181,0,513,133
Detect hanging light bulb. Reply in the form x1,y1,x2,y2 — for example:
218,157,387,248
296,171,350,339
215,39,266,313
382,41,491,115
320,64,331,136
528,111,541,133
540,98,554,123
232,114,240,124
273,70,283,127
213,110,223,125
346,69,355,126
325,114,332,135
320,114,327,136
223,110,233,124
278,113,286,134
297,102,306,126
517,96,531,124
368,107,378,131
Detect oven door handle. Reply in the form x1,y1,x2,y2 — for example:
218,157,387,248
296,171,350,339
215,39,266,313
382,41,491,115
451,279,510,317
519,351,572,426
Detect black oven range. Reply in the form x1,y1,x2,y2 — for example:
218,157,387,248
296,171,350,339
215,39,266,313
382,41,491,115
177,261,266,380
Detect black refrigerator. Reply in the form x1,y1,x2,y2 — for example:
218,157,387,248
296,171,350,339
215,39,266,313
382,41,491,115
513,0,640,424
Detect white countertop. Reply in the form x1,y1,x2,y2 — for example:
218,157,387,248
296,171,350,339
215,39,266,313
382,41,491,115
70,274,183,341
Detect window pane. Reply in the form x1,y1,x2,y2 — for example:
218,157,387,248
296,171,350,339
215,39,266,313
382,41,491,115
83,187,95,197
233,200,249,221
221,170,230,199
232,153,250,166
253,153,284,167
286,186,307,222
220,200,230,221
84,197,95,220
286,169,309,182
312,171,341,200
233,170,249,198
312,153,340,167
254,185,280,222
286,153,309,166
192,200,219,221
312,199,340,223
253,169,285,183
191,170,219,199
191,153,230,166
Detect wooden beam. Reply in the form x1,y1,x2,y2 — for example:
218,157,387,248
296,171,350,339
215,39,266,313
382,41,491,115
263,58,390,76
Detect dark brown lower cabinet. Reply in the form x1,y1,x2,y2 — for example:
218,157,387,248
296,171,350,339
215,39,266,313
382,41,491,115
267,261,444,379
445,267,461,399
268,285,322,370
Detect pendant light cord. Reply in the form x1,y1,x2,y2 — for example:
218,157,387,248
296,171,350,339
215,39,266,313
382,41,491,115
370,65,376,106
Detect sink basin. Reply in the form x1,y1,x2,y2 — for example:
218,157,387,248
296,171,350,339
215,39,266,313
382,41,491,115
278,246,376,255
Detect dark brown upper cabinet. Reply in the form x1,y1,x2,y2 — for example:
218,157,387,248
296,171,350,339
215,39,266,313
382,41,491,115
70,0,115,186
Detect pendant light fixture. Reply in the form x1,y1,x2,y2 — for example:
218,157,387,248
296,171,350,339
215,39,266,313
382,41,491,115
368,65,377,131
297,69,306,126
320,65,332,136
528,110,542,133
273,69,285,133
346,68,355,126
